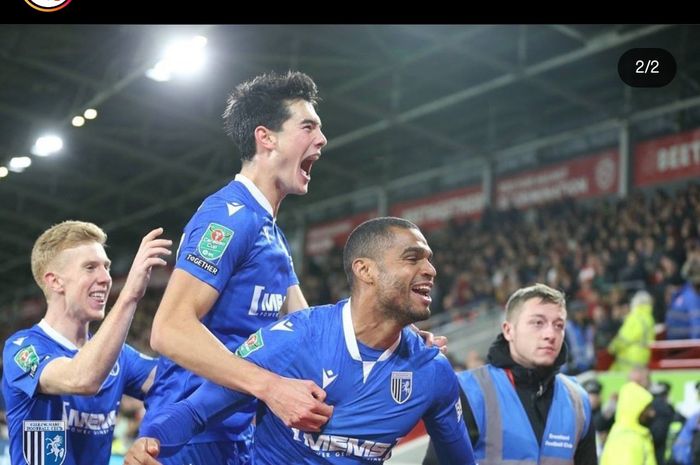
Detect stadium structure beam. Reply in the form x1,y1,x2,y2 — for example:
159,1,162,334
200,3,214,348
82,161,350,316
0,42,225,138
79,141,225,210
325,27,489,96
548,25,588,44
0,101,220,184
0,209,53,232
328,25,672,152
400,26,610,117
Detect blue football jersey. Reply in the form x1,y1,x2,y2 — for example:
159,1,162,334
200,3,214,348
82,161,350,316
142,174,299,443
2,320,155,465
236,300,469,464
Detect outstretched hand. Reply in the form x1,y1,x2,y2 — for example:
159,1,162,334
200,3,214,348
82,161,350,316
122,228,172,302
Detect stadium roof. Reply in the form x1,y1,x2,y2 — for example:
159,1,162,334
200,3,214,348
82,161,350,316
2,24,700,305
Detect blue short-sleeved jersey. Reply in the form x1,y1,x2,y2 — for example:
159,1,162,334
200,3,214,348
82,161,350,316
143,300,474,464
142,174,299,443
2,320,155,465
235,300,468,464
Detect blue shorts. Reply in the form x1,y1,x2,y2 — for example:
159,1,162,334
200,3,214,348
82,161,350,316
158,432,253,465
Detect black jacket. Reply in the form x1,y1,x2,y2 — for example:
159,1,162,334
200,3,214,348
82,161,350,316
423,334,598,465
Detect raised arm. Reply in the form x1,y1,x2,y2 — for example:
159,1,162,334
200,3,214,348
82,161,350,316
39,228,171,395
149,271,331,431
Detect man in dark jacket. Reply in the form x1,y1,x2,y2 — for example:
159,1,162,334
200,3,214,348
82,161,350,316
423,283,597,465
650,381,686,465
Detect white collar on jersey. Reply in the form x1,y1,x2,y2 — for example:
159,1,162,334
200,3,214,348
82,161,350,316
234,173,275,218
342,299,401,383
37,319,79,351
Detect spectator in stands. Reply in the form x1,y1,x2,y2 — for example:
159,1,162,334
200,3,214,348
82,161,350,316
666,256,700,340
422,283,597,465
592,303,619,354
563,300,595,375
601,381,656,465
629,365,652,390
619,251,647,284
650,381,686,465
651,253,685,324
583,378,606,457
608,290,656,372
584,378,617,457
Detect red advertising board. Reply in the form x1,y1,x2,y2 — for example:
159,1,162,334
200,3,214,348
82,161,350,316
495,150,619,210
634,129,700,187
305,211,377,256
390,185,484,231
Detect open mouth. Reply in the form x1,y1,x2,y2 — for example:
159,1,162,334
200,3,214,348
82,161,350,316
300,154,319,180
411,283,432,303
89,290,107,305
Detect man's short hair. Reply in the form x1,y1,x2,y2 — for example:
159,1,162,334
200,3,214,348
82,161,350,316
31,221,107,296
583,379,602,395
682,257,700,285
343,217,419,289
222,70,320,161
505,283,566,322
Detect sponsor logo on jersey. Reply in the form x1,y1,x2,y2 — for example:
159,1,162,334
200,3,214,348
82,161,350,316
185,253,219,275
247,285,284,316
13,337,27,346
62,402,117,434
235,330,264,358
14,345,40,377
196,223,234,263
291,428,395,460
23,420,66,465
455,398,463,421
390,371,412,404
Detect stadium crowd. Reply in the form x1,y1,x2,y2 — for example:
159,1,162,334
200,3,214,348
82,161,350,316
1,181,699,463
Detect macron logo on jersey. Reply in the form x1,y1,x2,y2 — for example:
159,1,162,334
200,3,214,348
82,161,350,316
322,369,338,389
227,202,244,216
271,320,294,332
12,337,27,346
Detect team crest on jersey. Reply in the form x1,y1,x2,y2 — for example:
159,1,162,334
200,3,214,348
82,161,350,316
109,361,120,377
23,420,66,465
235,330,264,358
390,371,413,404
197,223,234,263
14,345,40,377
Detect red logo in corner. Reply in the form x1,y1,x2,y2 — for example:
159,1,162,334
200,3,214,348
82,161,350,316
24,0,72,12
